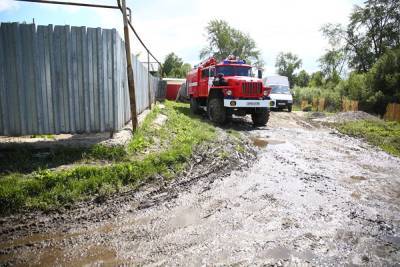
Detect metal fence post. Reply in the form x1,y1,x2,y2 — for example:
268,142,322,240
121,0,138,131
147,51,152,109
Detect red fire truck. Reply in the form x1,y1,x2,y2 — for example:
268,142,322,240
186,56,275,125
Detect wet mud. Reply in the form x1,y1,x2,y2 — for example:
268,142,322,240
1,112,400,266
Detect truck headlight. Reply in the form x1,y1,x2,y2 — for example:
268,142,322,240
226,90,232,96
263,90,268,96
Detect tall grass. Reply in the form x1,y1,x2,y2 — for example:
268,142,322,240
0,101,216,215
293,86,341,112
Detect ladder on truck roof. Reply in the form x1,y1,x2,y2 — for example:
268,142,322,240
197,57,217,68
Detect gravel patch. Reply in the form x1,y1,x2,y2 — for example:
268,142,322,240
313,111,380,123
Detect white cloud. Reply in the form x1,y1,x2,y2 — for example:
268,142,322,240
9,0,357,73
121,0,357,73
0,0,18,12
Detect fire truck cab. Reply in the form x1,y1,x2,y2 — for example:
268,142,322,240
186,56,275,125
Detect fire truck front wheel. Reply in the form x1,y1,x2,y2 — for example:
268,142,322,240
251,109,270,126
208,98,227,124
190,97,200,115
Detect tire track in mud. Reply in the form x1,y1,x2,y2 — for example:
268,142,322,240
1,112,400,266
0,128,256,266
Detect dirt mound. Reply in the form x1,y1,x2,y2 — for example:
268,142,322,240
314,111,380,123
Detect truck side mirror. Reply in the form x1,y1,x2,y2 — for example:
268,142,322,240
257,69,262,79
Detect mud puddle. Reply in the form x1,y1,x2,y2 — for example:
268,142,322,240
251,136,286,148
350,175,367,181
31,245,120,266
0,231,82,250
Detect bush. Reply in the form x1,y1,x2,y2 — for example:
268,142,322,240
366,47,400,115
293,86,341,112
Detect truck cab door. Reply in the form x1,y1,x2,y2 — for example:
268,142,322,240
199,68,209,97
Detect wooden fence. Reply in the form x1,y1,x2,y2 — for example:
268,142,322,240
384,103,400,122
342,98,358,112
300,97,359,112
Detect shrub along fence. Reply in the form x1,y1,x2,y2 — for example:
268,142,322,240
0,22,160,136
299,97,358,112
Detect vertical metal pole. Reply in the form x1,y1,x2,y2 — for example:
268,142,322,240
147,51,152,109
121,0,138,130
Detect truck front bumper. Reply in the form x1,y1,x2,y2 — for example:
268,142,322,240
224,99,276,108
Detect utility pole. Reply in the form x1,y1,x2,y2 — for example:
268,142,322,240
121,0,138,130
147,51,152,109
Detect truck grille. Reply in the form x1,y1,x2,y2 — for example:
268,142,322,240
242,82,262,95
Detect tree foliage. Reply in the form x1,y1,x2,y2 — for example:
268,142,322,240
347,0,400,72
295,70,310,87
309,71,325,87
275,52,302,88
200,20,263,66
319,24,347,85
293,0,400,115
321,0,400,72
368,47,400,99
162,53,191,78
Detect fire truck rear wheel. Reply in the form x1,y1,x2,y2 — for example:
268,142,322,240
208,98,227,124
251,109,270,126
190,97,200,114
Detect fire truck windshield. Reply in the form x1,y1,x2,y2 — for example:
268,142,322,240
216,66,252,77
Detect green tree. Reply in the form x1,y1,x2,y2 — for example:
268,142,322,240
368,48,400,98
275,52,302,88
322,0,400,72
367,47,400,113
295,70,310,87
180,63,192,77
347,0,400,72
200,19,263,66
319,24,347,85
162,53,191,78
309,71,325,87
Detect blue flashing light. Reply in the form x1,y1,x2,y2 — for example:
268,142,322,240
222,59,246,64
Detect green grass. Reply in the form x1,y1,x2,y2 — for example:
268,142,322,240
0,144,128,174
226,129,241,139
0,101,216,215
337,120,400,156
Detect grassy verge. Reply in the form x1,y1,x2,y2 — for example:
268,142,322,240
0,101,216,215
336,120,400,156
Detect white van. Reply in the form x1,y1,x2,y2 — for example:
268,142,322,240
263,76,293,112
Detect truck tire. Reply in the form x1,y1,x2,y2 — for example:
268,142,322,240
190,97,200,115
288,104,292,112
251,109,270,126
208,98,227,124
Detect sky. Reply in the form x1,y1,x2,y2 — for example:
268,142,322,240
0,0,365,75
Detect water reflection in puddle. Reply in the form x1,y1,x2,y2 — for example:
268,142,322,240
251,137,286,148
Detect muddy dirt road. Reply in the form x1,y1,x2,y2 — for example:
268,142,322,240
1,112,400,266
